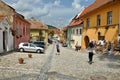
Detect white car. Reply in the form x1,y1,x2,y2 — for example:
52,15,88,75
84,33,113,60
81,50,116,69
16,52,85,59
18,42,45,53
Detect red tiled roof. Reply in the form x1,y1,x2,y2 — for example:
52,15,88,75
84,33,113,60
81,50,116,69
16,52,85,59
80,0,113,17
0,15,6,22
69,9,84,27
28,19,48,30
49,29,61,34
62,27,67,31
69,18,83,27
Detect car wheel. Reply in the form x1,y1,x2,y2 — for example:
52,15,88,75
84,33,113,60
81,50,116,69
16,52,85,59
20,48,24,52
37,49,41,53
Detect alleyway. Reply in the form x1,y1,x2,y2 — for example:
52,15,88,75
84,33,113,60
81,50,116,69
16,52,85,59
0,43,120,80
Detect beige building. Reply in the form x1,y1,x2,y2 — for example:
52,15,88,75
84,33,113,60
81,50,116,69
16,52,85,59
68,14,83,49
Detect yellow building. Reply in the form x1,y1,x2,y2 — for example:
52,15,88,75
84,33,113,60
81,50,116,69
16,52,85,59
28,18,48,42
80,0,120,49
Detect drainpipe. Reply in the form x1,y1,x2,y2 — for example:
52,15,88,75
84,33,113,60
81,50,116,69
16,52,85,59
67,26,71,47
118,4,120,41
119,5,120,34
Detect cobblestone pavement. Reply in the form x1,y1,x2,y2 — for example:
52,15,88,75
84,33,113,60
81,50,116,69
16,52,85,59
0,43,120,80
47,44,120,80
0,44,54,80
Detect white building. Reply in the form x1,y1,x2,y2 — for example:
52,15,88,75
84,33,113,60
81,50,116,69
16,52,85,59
0,16,14,53
70,25,83,49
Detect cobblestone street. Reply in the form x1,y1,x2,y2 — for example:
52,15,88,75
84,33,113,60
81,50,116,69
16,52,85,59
0,43,120,80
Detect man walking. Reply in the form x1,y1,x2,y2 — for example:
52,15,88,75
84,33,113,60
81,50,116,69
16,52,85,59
56,42,60,55
88,41,94,64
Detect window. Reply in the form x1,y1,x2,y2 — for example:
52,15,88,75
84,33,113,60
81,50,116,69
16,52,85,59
23,43,28,46
79,29,82,35
16,24,19,36
23,25,25,35
30,43,35,47
76,29,78,35
72,29,74,34
86,18,90,27
107,11,112,25
97,15,101,26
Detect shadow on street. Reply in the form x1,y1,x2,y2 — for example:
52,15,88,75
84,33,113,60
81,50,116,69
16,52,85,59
97,53,120,69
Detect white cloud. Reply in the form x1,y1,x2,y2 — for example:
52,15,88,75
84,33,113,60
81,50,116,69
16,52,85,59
54,0,61,6
72,0,81,9
72,0,84,10
3,0,87,28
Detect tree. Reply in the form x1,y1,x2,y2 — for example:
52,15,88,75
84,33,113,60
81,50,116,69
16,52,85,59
49,31,54,38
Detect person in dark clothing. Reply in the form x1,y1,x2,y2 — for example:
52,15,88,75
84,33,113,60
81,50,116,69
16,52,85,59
75,41,78,51
56,42,60,55
88,41,94,64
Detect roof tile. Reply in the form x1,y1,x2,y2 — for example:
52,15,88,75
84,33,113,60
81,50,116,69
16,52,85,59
28,19,48,30
80,0,113,16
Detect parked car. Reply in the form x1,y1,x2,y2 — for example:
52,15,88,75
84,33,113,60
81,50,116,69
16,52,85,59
30,41,47,49
18,42,45,53
62,43,67,47
48,38,53,44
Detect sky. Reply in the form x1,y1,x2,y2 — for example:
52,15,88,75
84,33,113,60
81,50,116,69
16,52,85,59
3,0,94,28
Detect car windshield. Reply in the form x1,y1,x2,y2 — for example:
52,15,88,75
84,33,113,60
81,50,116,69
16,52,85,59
30,43,35,47
34,44,40,47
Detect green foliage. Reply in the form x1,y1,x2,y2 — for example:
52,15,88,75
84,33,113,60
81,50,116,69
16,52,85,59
47,25,58,29
49,31,54,37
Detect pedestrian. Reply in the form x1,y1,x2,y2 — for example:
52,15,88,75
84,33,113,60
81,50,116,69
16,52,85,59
88,41,94,64
75,41,78,51
56,42,60,55
107,41,112,55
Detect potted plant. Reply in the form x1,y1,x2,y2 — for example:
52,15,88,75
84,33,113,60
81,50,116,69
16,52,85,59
28,54,32,58
18,58,24,64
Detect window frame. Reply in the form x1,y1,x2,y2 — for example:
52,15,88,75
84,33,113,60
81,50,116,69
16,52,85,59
86,18,90,27
76,29,78,35
79,29,82,35
107,11,112,25
97,15,101,26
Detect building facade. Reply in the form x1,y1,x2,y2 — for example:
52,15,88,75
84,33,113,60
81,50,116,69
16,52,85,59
28,18,48,43
13,13,30,49
61,26,67,42
0,16,13,53
0,0,31,50
68,14,83,49
80,0,120,49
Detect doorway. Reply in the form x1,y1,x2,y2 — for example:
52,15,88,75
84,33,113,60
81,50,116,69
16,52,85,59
84,36,90,48
3,31,7,51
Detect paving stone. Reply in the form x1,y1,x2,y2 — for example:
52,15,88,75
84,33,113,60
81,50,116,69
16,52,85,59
90,75,107,80
0,43,120,80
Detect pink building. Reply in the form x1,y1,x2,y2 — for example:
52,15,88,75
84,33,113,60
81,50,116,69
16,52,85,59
13,13,30,49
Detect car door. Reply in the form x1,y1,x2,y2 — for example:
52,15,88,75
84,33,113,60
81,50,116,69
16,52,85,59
29,43,36,52
22,43,29,51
